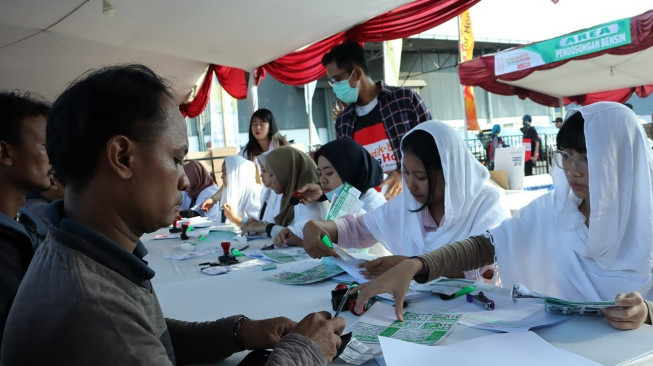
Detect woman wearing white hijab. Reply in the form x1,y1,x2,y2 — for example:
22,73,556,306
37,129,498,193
255,152,282,223
241,152,283,234
353,102,653,330
303,121,509,280
201,155,261,225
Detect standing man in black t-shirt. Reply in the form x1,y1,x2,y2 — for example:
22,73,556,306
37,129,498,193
521,114,540,176
322,41,432,200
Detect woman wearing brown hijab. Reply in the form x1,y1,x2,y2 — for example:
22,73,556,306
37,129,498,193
264,146,328,246
180,161,219,220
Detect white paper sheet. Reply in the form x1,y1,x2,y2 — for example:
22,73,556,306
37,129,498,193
322,246,369,283
177,216,218,228
379,331,601,366
431,292,569,332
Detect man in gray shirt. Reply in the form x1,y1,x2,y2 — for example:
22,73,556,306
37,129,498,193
2,65,345,365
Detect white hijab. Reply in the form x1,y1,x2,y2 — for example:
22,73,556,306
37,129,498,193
256,151,281,223
492,102,653,301
222,155,262,223
364,121,508,256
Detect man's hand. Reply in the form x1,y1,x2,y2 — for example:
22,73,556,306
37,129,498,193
603,292,650,330
332,100,345,120
274,228,303,247
353,258,424,320
296,183,324,204
302,221,338,258
200,198,216,212
238,317,296,350
356,255,408,279
290,311,346,362
380,169,403,200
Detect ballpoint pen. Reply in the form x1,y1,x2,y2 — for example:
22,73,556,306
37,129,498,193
334,288,351,318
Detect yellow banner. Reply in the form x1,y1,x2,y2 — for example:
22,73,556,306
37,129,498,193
459,11,479,130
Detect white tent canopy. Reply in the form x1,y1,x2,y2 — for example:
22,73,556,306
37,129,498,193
0,0,414,103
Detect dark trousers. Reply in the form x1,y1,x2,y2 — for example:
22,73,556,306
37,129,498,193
524,160,534,176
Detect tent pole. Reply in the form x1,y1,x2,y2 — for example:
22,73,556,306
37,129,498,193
247,70,258,118
559,97,565,118
457,16,469,141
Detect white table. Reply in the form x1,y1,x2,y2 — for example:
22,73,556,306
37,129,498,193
144,228,653,365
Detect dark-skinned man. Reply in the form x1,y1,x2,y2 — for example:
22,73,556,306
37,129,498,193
2,65,345,366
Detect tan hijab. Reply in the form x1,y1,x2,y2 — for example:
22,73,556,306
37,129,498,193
264,146,318,226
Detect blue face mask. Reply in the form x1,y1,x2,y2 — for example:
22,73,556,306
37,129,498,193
325,184,344,201
331,73,359,104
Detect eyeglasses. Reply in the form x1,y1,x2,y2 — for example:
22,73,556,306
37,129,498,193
553,150,588,173
327,70,353,87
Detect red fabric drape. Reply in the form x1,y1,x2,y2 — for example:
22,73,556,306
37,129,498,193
263,0,479,85
181,0,480,113
179,65,214,118
459,9,653,107
215,65,247,100
179,65,248,118
261,32,347,85
347,0,480,41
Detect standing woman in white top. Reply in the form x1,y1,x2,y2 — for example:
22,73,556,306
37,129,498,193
200,155,261,225
240,108,289,175
313,138,386,213
353,103,653,329
303,121,509,280
264,146,328,246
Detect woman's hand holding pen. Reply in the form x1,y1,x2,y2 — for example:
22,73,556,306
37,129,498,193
296,183,324,204
353,258,424,321
274,228,303,247
242,218,267,235
302,221,338,259
200,198,216,212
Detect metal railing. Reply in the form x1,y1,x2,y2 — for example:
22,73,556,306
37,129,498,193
465,134,557,175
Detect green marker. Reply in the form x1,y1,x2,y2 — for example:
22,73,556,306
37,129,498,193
440,285,476,300
231,249,243,257
454,286,476,297
321,235,333,248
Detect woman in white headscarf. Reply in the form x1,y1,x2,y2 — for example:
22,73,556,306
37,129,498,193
353,102,653,330
201,155,261,225
303,121,509,280
241,152,283,234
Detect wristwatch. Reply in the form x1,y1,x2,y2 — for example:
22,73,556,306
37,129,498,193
233,315,251,349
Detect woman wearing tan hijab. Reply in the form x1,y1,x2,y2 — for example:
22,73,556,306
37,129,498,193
264,146,328,246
